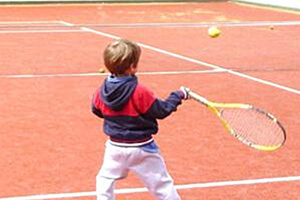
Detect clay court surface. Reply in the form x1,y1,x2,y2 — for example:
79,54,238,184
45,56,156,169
0,1,300,199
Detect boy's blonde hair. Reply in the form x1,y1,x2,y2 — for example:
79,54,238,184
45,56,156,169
103,39,141,76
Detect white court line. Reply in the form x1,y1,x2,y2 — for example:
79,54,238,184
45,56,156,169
0,21,62,24
0,20,83,34
0,69,225,78
1,175,300,200
71,23,300,95
58,20,75,27
1,20,300,29
0,29,85,34
59,20,300,28
0,20,299,31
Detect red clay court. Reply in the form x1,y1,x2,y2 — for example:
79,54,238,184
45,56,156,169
0,1,300,199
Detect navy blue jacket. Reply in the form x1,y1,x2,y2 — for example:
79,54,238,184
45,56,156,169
92,75,184,142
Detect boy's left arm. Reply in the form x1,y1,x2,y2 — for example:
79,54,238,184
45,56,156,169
91,91,104,118
91,103,103,118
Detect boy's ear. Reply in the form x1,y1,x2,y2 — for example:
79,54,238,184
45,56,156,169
127,65,138,75
123,66,133,75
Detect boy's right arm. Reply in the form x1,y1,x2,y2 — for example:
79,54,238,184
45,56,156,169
146,90,185,119
135,86,188,120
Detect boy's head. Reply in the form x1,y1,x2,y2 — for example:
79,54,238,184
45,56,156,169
103,39,141,76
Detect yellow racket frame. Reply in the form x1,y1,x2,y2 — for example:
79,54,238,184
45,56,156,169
188,90,285,151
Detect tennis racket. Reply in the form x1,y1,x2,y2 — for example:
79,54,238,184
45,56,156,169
184,88,286,151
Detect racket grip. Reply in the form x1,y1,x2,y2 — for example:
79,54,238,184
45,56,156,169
180,86,191,99
187,90,209,105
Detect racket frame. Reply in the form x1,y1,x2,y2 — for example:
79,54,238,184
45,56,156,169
188,90,286,151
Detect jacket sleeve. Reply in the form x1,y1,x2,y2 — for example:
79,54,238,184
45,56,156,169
145,90,184,119
91,90,104,118
92,103,103,118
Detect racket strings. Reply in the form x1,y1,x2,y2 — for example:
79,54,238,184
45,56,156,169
220,108,285,147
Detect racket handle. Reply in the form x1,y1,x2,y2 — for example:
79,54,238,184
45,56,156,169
182,87,209,105
189,92,209,105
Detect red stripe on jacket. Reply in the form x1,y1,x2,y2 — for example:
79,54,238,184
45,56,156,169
93,84,156,117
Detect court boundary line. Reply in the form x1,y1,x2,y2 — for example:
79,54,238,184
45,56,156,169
1,175,300,200
2,19,300,34
1,68,298,79
0,29,85,33
58,20,300,28
0,69,226,78
1,20,300,29
59,20,300,95
0,20,86,34
0,20,61,24
233,1,300,15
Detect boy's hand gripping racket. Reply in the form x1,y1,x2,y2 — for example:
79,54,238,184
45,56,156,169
184,87,286,151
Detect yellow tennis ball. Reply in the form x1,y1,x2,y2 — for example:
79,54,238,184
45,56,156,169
98,68,105,73
208,26,221,38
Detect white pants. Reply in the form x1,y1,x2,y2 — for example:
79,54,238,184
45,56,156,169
96,141,181,200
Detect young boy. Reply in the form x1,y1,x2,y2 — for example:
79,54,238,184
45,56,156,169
91,39,189,200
